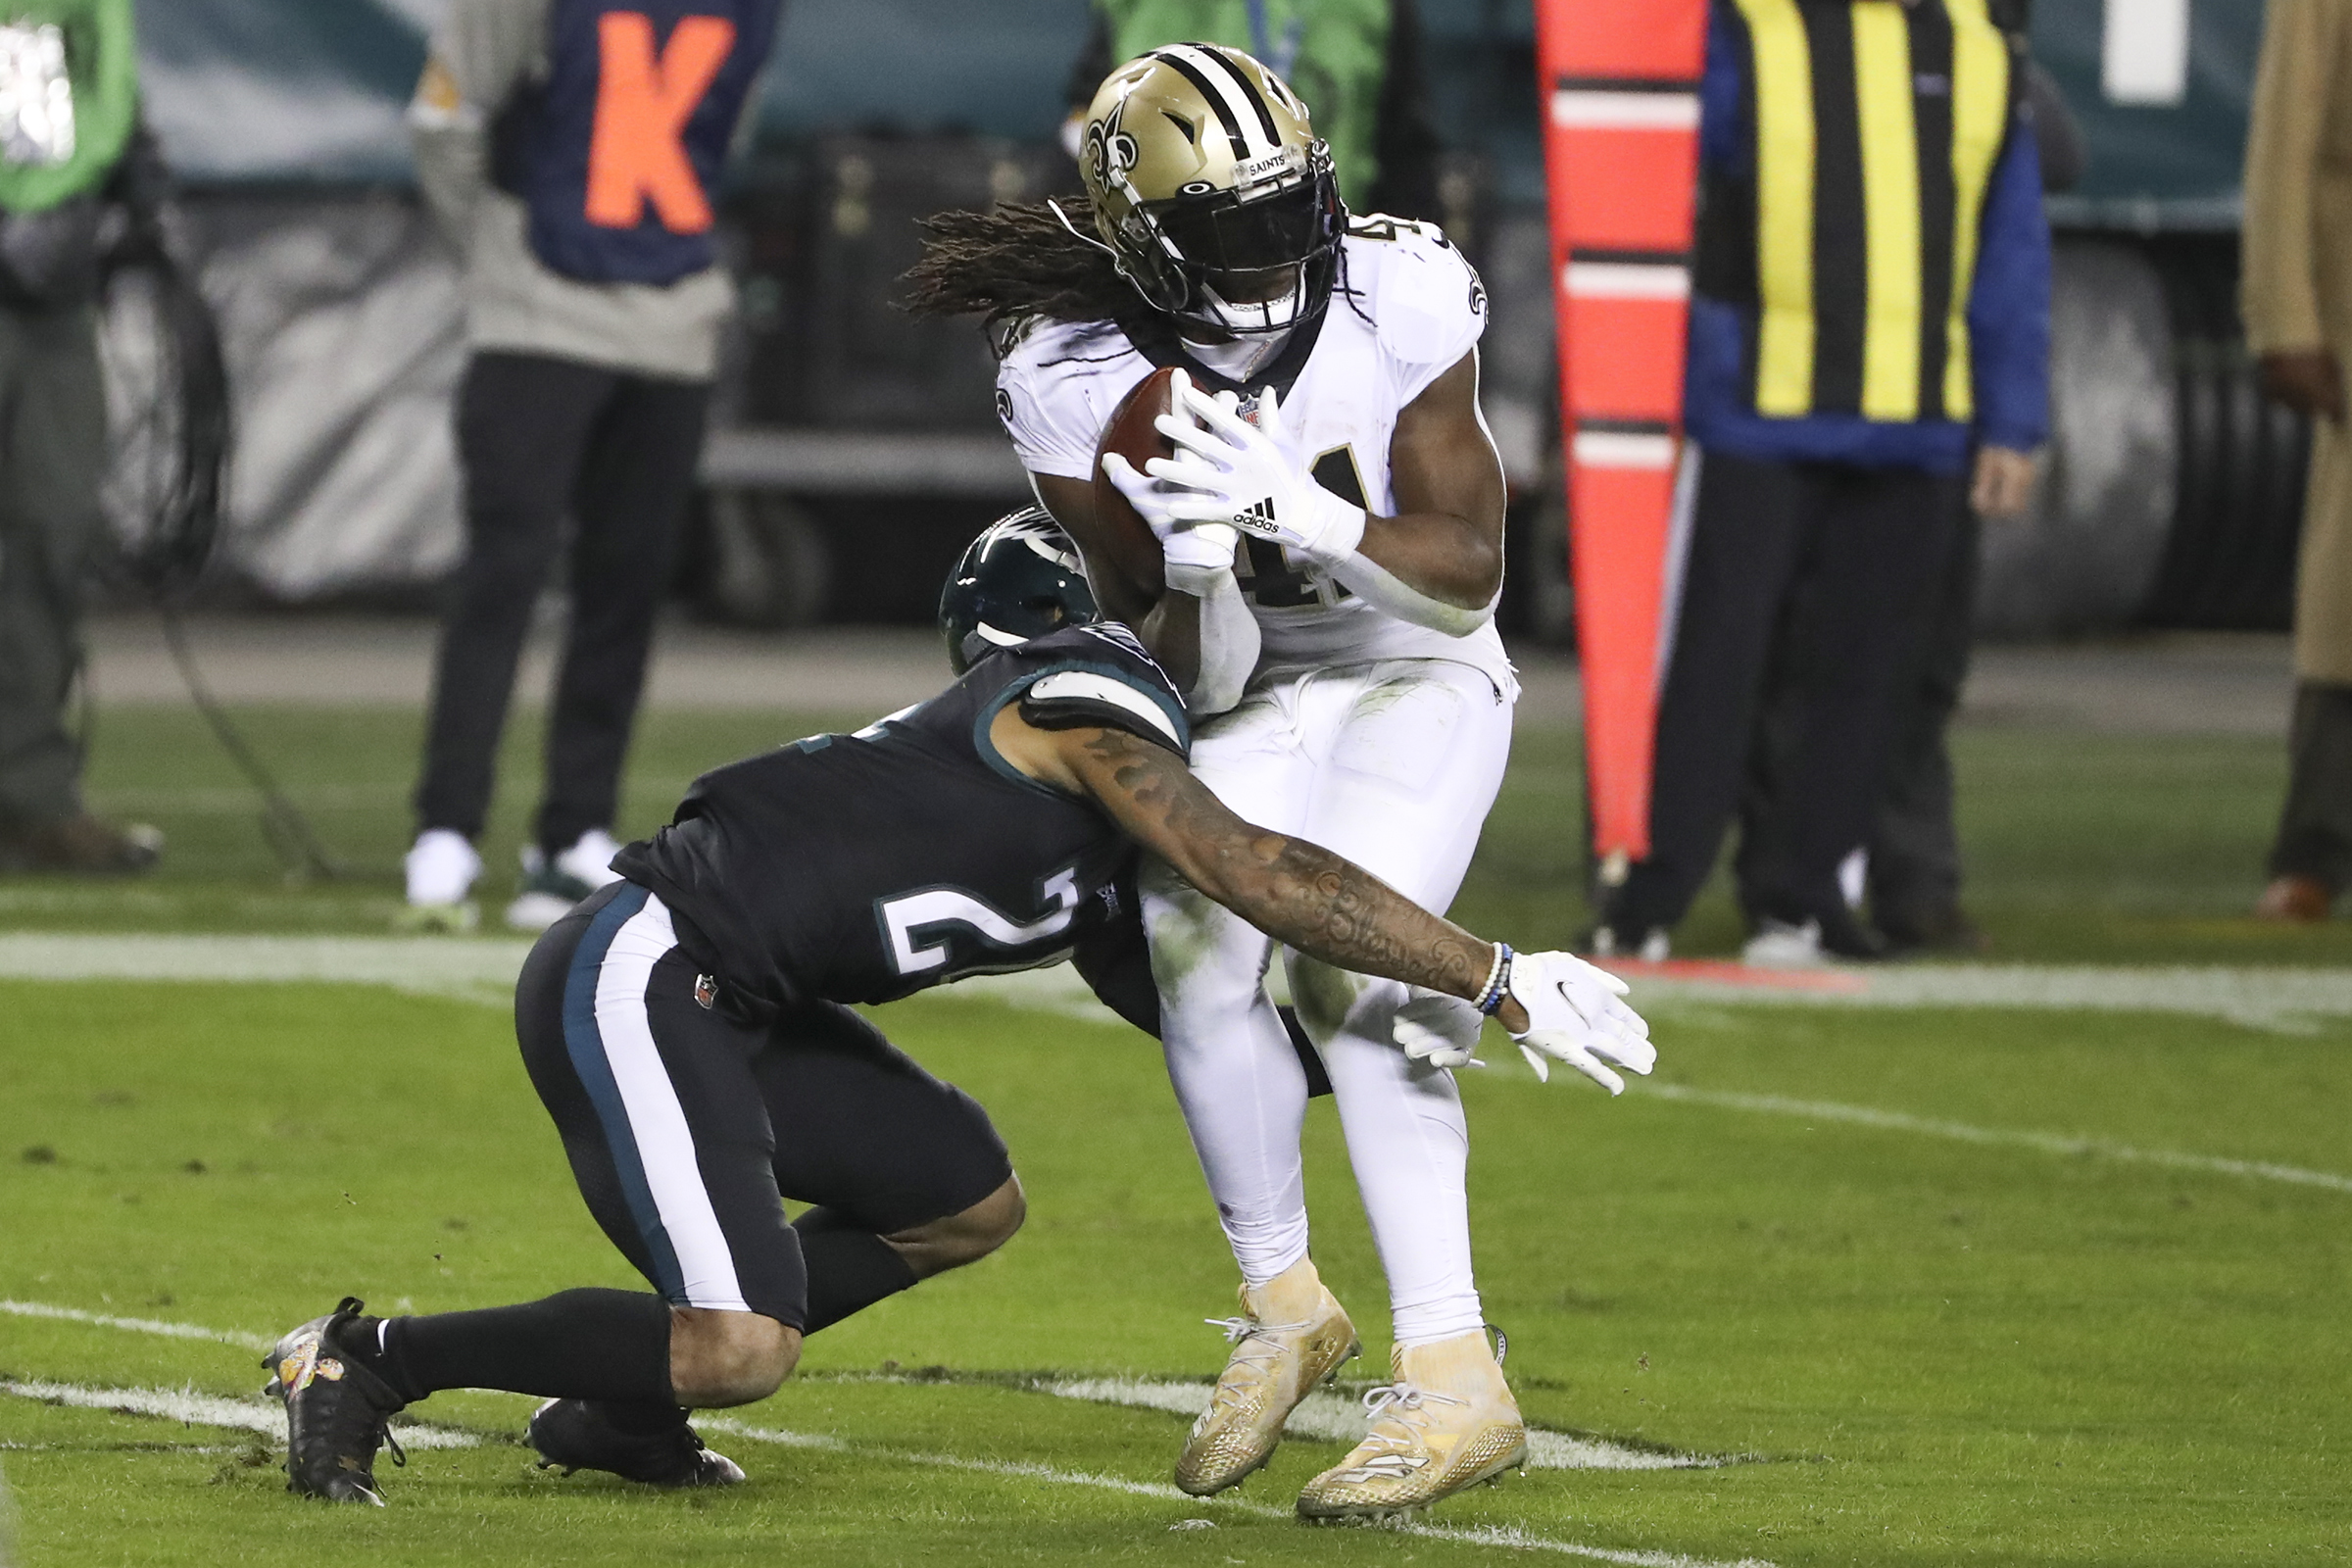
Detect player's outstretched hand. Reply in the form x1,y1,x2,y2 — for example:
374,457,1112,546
1504,951,1655,1094
1143,381,1366,566
1392,988,1486,1070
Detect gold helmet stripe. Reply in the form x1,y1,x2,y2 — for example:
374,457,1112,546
1150,44,1276,161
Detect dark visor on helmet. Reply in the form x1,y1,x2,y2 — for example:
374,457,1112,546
1151,178,1331,275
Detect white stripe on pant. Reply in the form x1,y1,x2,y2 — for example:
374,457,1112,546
592,893,751,1312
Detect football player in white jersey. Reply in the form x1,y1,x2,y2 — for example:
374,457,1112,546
909,44,1652,1519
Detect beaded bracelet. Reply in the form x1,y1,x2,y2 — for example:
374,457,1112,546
1474,943,1515,1016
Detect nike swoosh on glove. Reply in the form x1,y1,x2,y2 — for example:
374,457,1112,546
1137,379,1367,567
1504,951,1656,1094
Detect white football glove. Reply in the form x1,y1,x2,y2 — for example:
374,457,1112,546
1139,380,1367,567
1504,950,1656,1095
1392,988,1486,1070
1159,521,1240,597
1097,372,1243,596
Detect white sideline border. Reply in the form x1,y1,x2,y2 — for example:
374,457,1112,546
4,934,2346,1196
0,1371,1771,1568
15,933,2352,1029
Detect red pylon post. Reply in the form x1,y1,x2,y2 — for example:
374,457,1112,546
1534,0,1708,883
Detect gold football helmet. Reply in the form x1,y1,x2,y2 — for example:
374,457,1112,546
1074,44,1344,335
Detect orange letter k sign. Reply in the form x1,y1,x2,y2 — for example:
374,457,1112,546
585,11,737,233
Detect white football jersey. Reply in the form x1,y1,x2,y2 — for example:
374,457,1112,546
997,219,1512,685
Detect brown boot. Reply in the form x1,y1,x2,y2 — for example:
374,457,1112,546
9,814,165,876
2255,875,2331,923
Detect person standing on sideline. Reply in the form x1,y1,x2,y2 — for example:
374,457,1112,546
2243,0,2352,922
1588,0,2050,966
1742,10,2078,957
0,0,166,875
402,0,781,931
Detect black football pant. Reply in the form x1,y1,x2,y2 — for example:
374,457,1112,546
1602,450,1963,934
413,352,709,857
0,305,105,834
1740,503,1981,933
369,882,1012,1414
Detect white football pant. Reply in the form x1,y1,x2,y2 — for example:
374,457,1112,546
1143,659,1513,1348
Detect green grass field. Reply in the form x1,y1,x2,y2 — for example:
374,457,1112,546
2,700,2349,1566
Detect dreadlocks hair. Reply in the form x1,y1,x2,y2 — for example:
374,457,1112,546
901,194,1139,345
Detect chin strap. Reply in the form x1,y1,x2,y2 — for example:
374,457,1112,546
1047,197,1119,259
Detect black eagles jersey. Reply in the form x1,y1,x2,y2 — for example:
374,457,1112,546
612,623,1188,1019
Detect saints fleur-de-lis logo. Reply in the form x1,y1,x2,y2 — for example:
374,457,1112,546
1087,98,1140,191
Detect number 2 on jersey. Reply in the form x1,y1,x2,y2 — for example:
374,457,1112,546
879,869,1081,979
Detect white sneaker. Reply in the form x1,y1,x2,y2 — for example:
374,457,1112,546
554,828,625,891
1588,926,1671,963
399,830,480,933
504,829,625,932
1742,917,1826,968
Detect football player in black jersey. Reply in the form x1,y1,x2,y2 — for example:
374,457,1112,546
263,512,1652,1506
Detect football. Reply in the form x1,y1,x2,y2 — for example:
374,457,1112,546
1091,365,1179,600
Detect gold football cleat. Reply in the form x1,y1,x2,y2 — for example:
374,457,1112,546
1296,1328,1527,1521
1173,1257,1358,1495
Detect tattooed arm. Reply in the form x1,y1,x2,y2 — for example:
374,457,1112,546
987,709,1532,1032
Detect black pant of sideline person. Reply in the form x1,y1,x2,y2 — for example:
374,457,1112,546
1598,449,1964,955
414,351,710,857
1739,505,1984,951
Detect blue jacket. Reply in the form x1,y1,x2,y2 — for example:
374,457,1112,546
1684,2,2051,474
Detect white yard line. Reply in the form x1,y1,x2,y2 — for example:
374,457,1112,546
1041,1378,1730,1471
2,1309,1769,1568
0,1299,271,1353
0,1380,478,1449
1644,1085,2352,1195
684,1417,1772,1568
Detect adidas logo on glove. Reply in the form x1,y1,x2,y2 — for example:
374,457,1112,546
1234,499,1280,536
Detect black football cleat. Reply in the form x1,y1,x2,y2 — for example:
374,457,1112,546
528,1398,746,1487
263,1297,407,1504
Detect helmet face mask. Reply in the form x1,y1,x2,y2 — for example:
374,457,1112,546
938,509,1101,675
1080,45,1344,337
